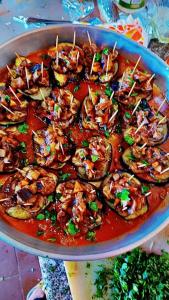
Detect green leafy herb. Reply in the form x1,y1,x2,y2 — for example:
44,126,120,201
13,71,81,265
124,134,134,145
82,140,89,147
46,145,51,152
128,152,136,161
5,95,10,102
141,185,150,194
63,143,68,148
89,201,99,212
95,52,101,62
131,92,138,97
67,220,79,236
54,104,60,112
95,91,99,96
18,123,29,134
115,123,122,134
125,111,131,119
19,142,27,153
0,182,3,188
91,154,99,162
116,189,130,202
36,230,44,236
104,130,110,138
36,213,45,220
59,173,71,181
102,48,109,55
47,194,54,202
74,85,80,92
141,160,149,166
86,231,96,241
47,237,56,242
55,192,62,200
129,78,135,87
93,248,169,300
105,85,113,97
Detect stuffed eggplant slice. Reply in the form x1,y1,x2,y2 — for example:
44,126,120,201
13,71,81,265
83,44,118,83
33,125,72,168
81,88,118,131
8,55,51,100
102,172,148,220
0,166,57,219
72,136,111,181
123,110,167,146
0,129,24,172
0,90,28,124
122,146,169,183
48,43,84,87
55,180,102,236
39,89,81,129
116,67,154,105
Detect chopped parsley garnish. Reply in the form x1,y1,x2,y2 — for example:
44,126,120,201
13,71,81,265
125,111,131,119
18,123,29,134
54,104,60,112
141,185,150,194
89,201,99,212
95,52,102,62
95,91,99,96
47,194,54,202
116,189,130,202
36,213,45,220
55,192,62,200
124,134,134,145
112,98,117,104
47,237,56,242
46,145,51,152
36,230,44,236
5,95,10,102
105,85,113,97
59,173,71,181
86,116,90,122
131,92,138,97
82,140,89,147
141,159,149,166
74,85,80,92
128,152,136,161
19,142,27,153
104,130,110,138
91,154,99,162
67,220,79,236
86,231,96,241
102,47,109,55
129,78,135,87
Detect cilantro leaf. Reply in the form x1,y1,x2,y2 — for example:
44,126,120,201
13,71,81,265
86,231,96,241
95,52,101,62
59,173,71,181
125,111,131,119
105,85,113,97
91,154,99,162
116,189,130,202
141,185,150,194
124,134,134,145
74,85,79,92
89,201,99,212
18,123,29,134
102,48,109,55
36,213,45,220
47,194,54,202
67,220,79,236
82,140,89,147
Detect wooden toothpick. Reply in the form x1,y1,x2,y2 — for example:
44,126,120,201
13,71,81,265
109,110,118,122
41,61,44,79
157,98,166,113
59,141,64,155
87,31,92,46
132,56,141,75
128,174,134,182
76,51,79,67
9,86,22,104
128,81,136,97
160,167,169,174
25,67,29,89
6,65,13,77
73,31,76,49
0,102,14,115
145,191,151,197
132,98,141,115
135,119,145,134
158,115,167,125
32,130,38,136
106,55,110,78
110,91,115,101
147,73,155,85
113,41,117,55
140,143,147,150
90,53,96,75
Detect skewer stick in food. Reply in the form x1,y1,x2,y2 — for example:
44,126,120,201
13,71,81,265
88,85,92,100
132,98,141,115
140,143,147,150
6,65,13,77
70,94,74,105
15,52,22,63
73,31,76,49
15,168,26,175
76,51,79,67
87,31,92,46
147,73,155,85
9,86,22,104
59,141,65,155
128,174,134,182
113,41,117,55
160,167,169,174
39,88,46,102
41,61,44,79
0,102,14,115
138,163,147,168
110,91,115,101
165,153,169,157
158,115,166,125
0,198,10,202
145,192,151,197
131,56,141,75
157,98,166,113
25,67,29,89
55,35,59,67
128,81,136,97
135,119,145,134
90,53,96,75
106,55,110,78
109,110,118,122
32,130,38,136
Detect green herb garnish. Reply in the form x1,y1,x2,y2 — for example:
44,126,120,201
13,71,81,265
55,192,62,200
89,201,99,212
59,173,71,181
95,52,101,62
47,237,56,242
141,185,150,194
74,85,80,92
105,85,113,97
124,134,134,145
91,154,99,162
125,111,131,119
18,123,29,134
46,145,51,152
54,104,60,112
104,130,110,138
47,194,54,202
116,189,130,202
86,231,96,241
102,48,109,55
36,213,45,220
5,95,10,102
36,230,44,236
82,140,89,147
129,78,135,87
131,92,138,97
19,142,27,153
67,220,79,236
141,160,149,166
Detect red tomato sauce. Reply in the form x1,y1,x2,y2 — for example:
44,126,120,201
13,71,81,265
0,49,168,246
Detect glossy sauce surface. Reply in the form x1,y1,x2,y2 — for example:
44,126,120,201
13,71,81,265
0,49,168,246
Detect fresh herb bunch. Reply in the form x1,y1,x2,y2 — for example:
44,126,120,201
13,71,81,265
93,248,169,299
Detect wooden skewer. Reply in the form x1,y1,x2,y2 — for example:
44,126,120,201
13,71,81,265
113,41,117,55
138,163,147,168
120,72,125,90
39,88,46,102
0,102,14,115
160,167,169,174
128,81,136,97
106,55,110,78
15,168,26,175
70,94,74,105
132,98,141,115
9,86,22,104
59,141,64,155
55,35,58,51
0,198,10,202
36,152,43,157
109,110,118,122
15,52,22,63
41,61,44,79
90,53,96,75
6,65,13,77
76,51,79,67
140,143,147,150
145,191,151,197
110,91,114,101
88,85,92,99
158,115,167,125
32,130,38,136
25,67,29,89
131,56,141,75
128,174,134,182
157,98,166,113
55,35,59,67
72,31,76,49
135,120,145,134
147,73,155,85
87,31,92,46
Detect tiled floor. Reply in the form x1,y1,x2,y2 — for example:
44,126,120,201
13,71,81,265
0,240,41,300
